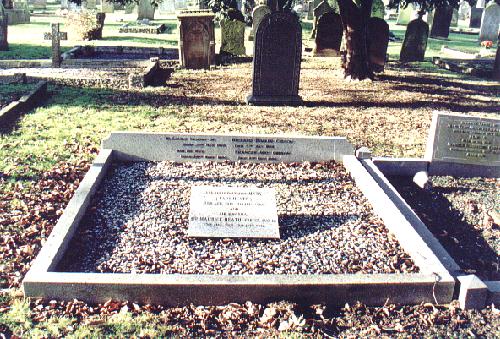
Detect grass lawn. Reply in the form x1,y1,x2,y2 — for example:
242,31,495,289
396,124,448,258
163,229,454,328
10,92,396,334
0,9,499,338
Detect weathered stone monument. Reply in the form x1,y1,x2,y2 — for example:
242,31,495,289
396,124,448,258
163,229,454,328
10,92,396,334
44,23,68,68
371,0,385,19
311,0,333,38
249,4,270,41
425,112,500,177
138,0,155,20
479,2,500,42
430,5,453,39
6,0,30,24
247,11,302,105
470,8,483,28
220,18,246,56
400,18,428,62
313,12,342,56
0,3,8,51
367,18,389,72
177,10,215,69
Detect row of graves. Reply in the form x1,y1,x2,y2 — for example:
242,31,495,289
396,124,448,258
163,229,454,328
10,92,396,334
10,9,498,309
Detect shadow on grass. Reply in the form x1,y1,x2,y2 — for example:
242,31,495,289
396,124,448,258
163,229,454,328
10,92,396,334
388,176,499,281
0,43,67,60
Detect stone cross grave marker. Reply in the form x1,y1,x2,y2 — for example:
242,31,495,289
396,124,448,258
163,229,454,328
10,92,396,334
425,112,500,177
0,3,8,51
479,2,500,42
367,18,389,72
313,12,342,57
400,18,429,62
247,11,302,105
188,186,280,238
44,23,67,68
249,4,271,41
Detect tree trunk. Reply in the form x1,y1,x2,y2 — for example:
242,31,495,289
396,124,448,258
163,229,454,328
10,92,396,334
338,0,373,80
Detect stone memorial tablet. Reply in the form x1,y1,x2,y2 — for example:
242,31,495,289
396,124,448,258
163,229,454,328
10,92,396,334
188,186,279,238
426,112,500,177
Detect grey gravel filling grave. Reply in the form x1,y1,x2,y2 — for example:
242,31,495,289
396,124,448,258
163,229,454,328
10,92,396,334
58,161,419,275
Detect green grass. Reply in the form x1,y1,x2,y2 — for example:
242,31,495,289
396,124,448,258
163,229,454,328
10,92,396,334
0,83,38,98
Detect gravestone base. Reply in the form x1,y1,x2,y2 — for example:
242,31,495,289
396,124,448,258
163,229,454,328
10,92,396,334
312,48,340,57
246,94,303,106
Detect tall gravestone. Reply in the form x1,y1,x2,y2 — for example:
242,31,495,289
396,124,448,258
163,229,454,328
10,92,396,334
177,10,215,69
400,18,429,62
367,18,389,72
313,12,342,56
220,18,246,56
249,5,271,41
371,0,385,19
247,12,302,105
138,0,155,20
0,3,8,51
479,2,500,42
470,8,483,28
430,5,453,38
311,0,333,38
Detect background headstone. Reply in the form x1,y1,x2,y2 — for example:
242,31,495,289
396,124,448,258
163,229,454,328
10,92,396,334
400,18,429,62
397,3,413,25
479,2,500,42
430,5,453,39
159,0,175,14
60,0,68,9
371,0,385,19
367,17,389,72
249,4,270,41
220,18,246,56
459,1,471,20
30,0,46,9
85,0,96,9
100,0,114,13
247,11,302,105
307,0,313,19
0,3,8,51
470,8,483,28
313,11,342,56
138,0,155,20
450,8,458,27
311,0,333,38
177,10,215,69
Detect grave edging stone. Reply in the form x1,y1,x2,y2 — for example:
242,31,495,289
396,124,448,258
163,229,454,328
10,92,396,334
0,81,48,126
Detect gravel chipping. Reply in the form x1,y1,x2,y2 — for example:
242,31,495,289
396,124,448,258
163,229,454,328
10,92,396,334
389,175,499,281
59,161,419,275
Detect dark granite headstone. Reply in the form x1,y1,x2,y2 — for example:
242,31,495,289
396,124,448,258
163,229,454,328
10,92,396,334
400,18,429,62
470,8,483,28
247,11,302,105
430,5,453,39
313,12,342,56
367,18,389,72
0,3,8,51
311,0,333,38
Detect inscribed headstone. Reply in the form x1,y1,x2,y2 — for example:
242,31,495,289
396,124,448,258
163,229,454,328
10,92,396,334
371,0,385,19
479,2,500,42
138,0,155,20
0,3,8,51
470,8,483,28
313,12,342,56
177,10,215,69
426,112,500,177
430,5,453,38
367,18,389,72
311,0,333,38
400,18,428,62
188,186,280,239
220,18,246,56
247,11,302,105
249,5,271,41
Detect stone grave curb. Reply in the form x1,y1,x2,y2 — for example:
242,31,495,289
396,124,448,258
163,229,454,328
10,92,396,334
372,157,500,309
62,45,179,62
0,60,52,68
432,57,492,78
0,81,48,126
23,134,455,306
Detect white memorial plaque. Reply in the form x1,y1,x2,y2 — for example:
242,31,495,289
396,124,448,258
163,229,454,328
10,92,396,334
188,186,280,239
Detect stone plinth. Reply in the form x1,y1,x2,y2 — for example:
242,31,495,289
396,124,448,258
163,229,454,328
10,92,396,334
177,10,215,69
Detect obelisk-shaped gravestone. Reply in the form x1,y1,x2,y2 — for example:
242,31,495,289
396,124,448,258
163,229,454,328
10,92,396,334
0,3,8,51
246,11,302,105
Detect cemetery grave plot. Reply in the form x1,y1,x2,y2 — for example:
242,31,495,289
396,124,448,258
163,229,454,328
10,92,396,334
387,175,499,281
63,46,178,62
0,83,37,110
433,57,496,78
58,161,419,275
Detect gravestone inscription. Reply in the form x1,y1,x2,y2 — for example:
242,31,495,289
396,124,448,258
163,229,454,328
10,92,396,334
367,18,389,72
313,12,342,56
400,18,428,62
426,112,500,177
247,11,302,105
479,2,500,42
0,3,8,51
44,23,68,67
188,186,280,238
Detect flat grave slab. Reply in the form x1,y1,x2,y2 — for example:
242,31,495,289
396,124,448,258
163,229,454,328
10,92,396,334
188,186,279,239
23,132,455,306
